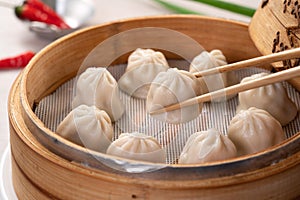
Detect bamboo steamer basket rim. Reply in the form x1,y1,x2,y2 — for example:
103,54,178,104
14,15,300,178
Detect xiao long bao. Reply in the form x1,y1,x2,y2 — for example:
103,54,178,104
146,68,204,124
72,67,124,122
189,49,238,101
106,132,166,163
228,107,286,156
237,72,298,126
56,105,113,153
178,128,237,164
118,48,170,99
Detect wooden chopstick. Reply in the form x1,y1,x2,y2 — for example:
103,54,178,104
150,52,300,115
193,48,300,77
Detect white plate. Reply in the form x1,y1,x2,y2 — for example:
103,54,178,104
0,145,18,200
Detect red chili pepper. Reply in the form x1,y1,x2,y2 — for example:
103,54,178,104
15,4,69,29
24,0,70,29
0,51,35,69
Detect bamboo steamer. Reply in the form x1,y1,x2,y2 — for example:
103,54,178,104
249,0,300,88
8,15,300,199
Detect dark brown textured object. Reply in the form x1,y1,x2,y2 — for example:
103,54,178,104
249,0,300,88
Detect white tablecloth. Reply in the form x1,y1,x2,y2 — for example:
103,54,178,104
0,0,259,197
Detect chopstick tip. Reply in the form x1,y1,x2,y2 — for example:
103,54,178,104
149,108,166,115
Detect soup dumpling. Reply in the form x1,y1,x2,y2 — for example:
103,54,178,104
228,107,286,156
147,68,204,124
189,49,238,101
178,128,237,164
237,72,297,126
72,67,124,122
106,132,166,163
56,105,113,153
118,48,169,99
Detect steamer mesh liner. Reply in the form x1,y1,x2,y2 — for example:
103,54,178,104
35,63,300,164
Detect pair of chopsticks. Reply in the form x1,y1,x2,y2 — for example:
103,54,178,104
150,48,300,115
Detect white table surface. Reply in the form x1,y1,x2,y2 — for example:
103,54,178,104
0,0,260,197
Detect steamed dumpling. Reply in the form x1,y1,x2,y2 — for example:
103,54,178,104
189,49,238,101
72,67,124,122
118,48,169,99
178,128,237,164
56,105,113,153
228,107,286,156
147,68,204,124
106,132,166,163
189,50,228,73
237,72,297,125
